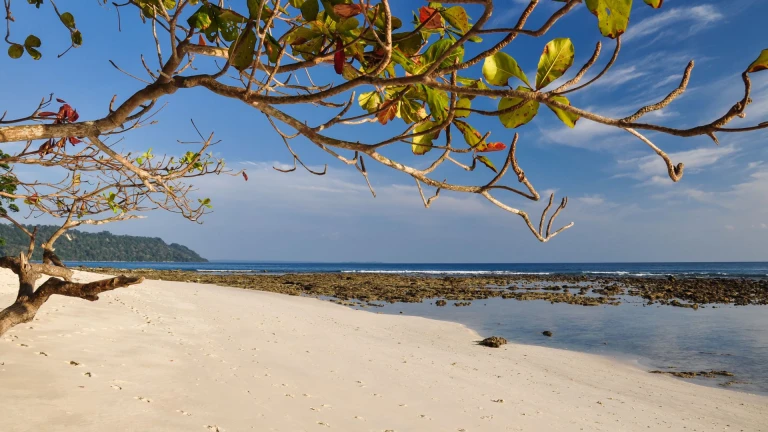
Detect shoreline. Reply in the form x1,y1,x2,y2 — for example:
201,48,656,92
85,267,768,307
2,269,766,431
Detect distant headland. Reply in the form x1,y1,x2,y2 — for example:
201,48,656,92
0,224,207,262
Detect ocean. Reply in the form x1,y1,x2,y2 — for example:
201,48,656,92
68,261,768,277
68,261,768,395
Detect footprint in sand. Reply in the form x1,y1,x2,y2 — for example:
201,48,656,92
68,361,80,366
134,396,152,403
83,372,92,377
204,426,223,431
316,421,330,427
176,410,192,416
36,352,48,356
111,385,122,390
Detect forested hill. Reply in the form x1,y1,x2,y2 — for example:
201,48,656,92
0,224,207,262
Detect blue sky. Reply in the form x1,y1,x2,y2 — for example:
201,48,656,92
2,0,768,262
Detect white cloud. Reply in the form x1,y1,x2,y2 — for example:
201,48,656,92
619,145,738,184
748,161,764,170
623,5,724,43
588,66,648,88
725,225,736,231
576,195,607,206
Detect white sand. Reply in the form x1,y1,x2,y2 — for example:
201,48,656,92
1,269,765,432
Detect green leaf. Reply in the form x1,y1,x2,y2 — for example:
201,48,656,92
337,17,359,32
455,98,471,118
585,0,632,39
476,155,497,173
217,10,247,42
24,35,42,60
391,49,419,74
321,0,339,21
442,6,469,33
643,0,663,8
546,95,579,128
24,34,41,49
300,0,319,21
747,49,768,73
498,87,539,129
536,38,574,90
454,119,487,150
482,52,530,88
71,30,83,47
393,32,424,57
229,29,257,71
60,12,76,29
412,121,437,155
421,85,449,122
421,38,463,70
358,91,382,113
7,44,24,59
456,76,491,100
397,97,424,124
187,5,213,30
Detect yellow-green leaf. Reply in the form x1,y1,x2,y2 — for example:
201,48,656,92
412,121,437,155
536,38,574,90
546,95,579,128
60,12,76,29
498,87,539,129
358,91,382,113
454,119,487,151
7,44,24,59
455,98,471,118
747,49,768,73
483,52,530,88
585,0,632,39
476,155,497,173
643,0,662,8
442,6,469,33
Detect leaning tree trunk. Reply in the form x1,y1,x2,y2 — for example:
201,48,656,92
0,253,143,336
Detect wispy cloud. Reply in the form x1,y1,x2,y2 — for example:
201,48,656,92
618,145,739,185
623,5,724,43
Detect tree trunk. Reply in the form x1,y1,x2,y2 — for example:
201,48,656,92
0,253,143,336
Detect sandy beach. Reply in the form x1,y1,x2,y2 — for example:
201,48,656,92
1,269,765,432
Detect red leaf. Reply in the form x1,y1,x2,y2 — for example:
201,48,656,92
334,39,345,74
37,111,57,117
198,34,206,46
242,171,249,181
418,6,443,29
68,137,82,145
69,110,79,122
478,142,507,152
56,98,67,103
376,100,398,125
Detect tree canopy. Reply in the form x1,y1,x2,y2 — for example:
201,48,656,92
0,0,767,335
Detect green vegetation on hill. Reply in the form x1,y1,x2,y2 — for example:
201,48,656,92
0,224,207,262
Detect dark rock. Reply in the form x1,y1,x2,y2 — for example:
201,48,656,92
435,299,447,307
649,370,734,379
479,336,507,348
542,331,553,337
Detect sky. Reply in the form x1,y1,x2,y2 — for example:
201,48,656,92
2,0,768,263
